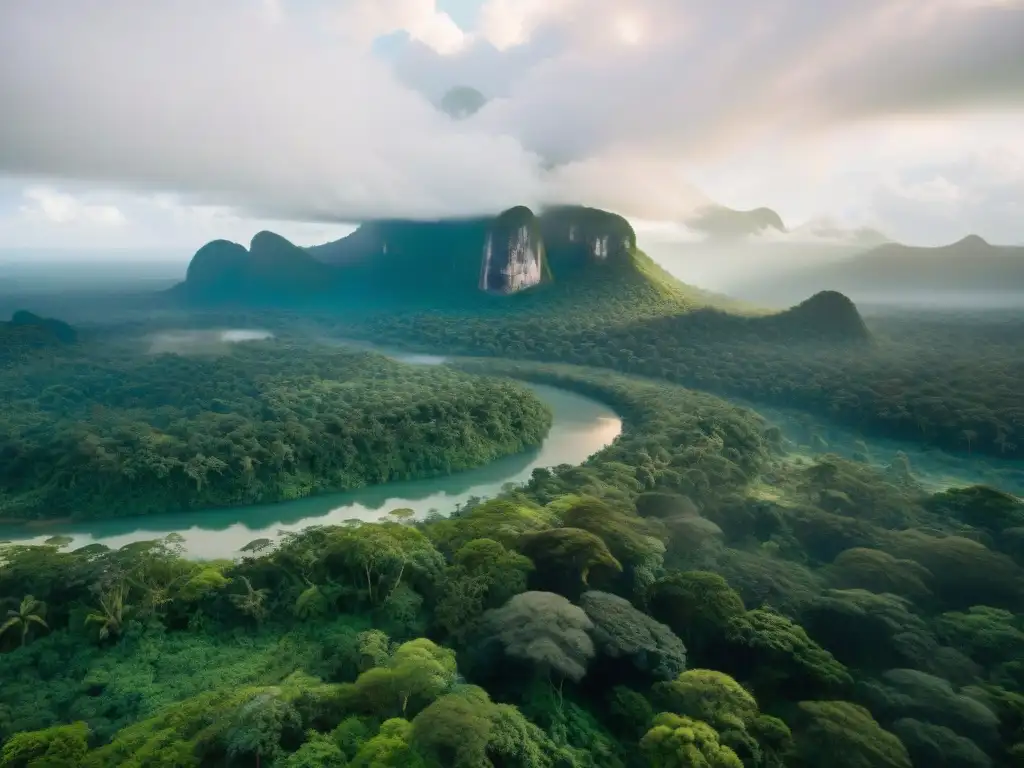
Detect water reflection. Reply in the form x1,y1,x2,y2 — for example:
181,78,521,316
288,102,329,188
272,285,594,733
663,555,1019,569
0,384,622,559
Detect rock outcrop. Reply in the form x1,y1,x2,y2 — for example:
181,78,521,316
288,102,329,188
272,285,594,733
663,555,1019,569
179,204,641,306
540,206,636,273
178,232,336,304
480,206,546,294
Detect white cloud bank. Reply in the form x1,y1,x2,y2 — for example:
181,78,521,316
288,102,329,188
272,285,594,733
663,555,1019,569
0,0,1023,248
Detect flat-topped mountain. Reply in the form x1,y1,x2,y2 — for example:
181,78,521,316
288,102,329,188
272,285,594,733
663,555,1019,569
173,203,869,343
178,205,644,308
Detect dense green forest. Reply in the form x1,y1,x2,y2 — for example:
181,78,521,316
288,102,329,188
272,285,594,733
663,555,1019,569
2,225,1023,765
333,296,1024,460
2,361,1022,766
0,341,552,520
0,311,77,366
188,222,1017,461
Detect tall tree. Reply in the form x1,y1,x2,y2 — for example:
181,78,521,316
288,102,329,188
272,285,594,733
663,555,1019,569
0,596,48,647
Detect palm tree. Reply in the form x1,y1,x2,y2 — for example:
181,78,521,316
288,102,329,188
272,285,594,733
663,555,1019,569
229,576,269,624
1,595,49,646
86,581,130,641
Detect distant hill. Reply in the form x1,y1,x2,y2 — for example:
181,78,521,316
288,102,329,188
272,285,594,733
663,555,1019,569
174,203,869,344
685,205,787,239
682,206,890,247
0,310,77,362
174,231,339,305
180,205,646,309
731,234,1024,304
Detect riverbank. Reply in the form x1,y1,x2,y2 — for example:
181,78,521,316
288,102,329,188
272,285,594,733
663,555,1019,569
0,383,621,558
0,337,553,522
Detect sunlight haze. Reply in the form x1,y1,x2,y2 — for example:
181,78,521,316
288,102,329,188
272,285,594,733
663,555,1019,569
1,0,1022,252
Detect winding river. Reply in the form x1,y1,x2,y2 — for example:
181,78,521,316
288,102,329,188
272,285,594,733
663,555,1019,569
0,341,622,559
3,334,1017,560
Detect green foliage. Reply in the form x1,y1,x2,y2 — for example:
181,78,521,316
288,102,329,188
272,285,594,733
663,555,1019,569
561,497,666,567
354,288,1023,460
455,360,770,504
482,591,595,683
891,718,992,768
282,732,347,767
434,538,533,636
712,548,823,617
579,590,686,681
640,713,743,768
222,691,303,765
519,528,622,595
653,670,758,733
884,531,1024,610
799,589,932,670
79,674,335,768
412,687,493,767
0,345,552,520
345,638,457,719
647,571,745,658
324,523,445,607
607,687,655,739
926,485,1024,534
936,606,1024,667
791,700,911,768
1,327,1022,766
858,668,1000,746
721,608,852,699
652,669,792,767
0,596,48,648
826,548,933,601
349,718,424,768
425,498,555,554
0,721,89,768
0,613,367,744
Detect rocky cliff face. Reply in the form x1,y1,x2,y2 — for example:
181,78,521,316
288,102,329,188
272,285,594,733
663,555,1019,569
180,204,640,307
540,206,636,273
479,206,546,294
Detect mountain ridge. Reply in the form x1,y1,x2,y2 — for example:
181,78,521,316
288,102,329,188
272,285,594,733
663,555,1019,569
172,203,870,343
731,234,1024,303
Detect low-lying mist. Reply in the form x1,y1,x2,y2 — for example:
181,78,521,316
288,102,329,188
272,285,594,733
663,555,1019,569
147,328,272,355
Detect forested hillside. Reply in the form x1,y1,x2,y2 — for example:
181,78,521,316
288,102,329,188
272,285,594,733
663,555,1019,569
334,299,1021,460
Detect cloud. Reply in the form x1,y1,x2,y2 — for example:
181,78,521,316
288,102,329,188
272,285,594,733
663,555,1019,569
869,145,1024,244
328,0,468,55
19,187,126,227
0,0,1022,236
0,0,543,222
0,182,355,251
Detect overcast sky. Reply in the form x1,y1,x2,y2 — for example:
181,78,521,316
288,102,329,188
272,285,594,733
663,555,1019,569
1,0,1022,254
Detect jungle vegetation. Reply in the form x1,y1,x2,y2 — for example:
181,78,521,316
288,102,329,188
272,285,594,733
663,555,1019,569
334,285,1024,460
1,360,1022,766
0,340,552,520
